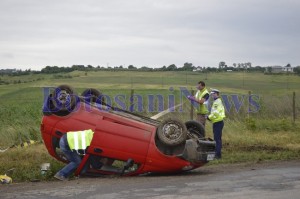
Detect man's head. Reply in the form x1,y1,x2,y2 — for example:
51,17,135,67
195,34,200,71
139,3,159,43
210,89,220,99
196,81,206,90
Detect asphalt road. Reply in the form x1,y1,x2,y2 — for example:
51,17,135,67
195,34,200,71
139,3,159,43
2,160,300,199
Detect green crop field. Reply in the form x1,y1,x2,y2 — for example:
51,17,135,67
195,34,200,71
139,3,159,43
0,70,300,182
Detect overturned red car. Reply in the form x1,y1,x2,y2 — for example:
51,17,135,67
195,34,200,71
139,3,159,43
41,85,216,176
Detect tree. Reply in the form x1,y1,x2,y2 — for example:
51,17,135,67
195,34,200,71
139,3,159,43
128,65,137,70
159,66,167,71
294,66,300,75
72,65,85,71
286,63,291,67
140,66,153,71
266,67,272,73
253,66,264,72
246,62,252,68
167,64,177,71
181,62,193,71
208,67,217,72
219,61,226,69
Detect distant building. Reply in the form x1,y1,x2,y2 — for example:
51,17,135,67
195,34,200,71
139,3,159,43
266,66,294,73
0,68,17,74
193,66,203,72
282,66,294,73
271,66,283,73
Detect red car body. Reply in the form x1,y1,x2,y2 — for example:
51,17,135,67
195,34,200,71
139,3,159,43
41,86,215,176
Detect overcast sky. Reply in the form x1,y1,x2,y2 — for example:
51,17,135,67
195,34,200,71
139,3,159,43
0,0,299,70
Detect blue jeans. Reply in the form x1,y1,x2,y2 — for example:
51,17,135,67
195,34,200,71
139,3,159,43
57,135,82,178
213,121,224,158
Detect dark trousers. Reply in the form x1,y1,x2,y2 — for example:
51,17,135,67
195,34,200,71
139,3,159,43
58,134,82,177
213,121,224,158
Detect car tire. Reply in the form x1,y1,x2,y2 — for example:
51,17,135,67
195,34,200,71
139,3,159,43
50,85,77,116
157,118,187,146
81,88,104,104
185,120,205,139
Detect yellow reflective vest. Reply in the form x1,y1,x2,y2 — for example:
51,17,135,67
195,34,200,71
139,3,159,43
67,129,94,152
195,88,209,114
208,98,225,123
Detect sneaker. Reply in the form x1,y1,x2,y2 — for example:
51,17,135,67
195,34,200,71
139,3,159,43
54,173,68,181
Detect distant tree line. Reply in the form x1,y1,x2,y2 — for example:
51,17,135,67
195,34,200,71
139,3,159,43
0,69,35,76
1,61,300,75
39,63,199,73
218,61,265,72
38,62,268,74
218,61,300,74
0,77,45,85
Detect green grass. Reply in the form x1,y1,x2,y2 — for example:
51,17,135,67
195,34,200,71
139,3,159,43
207,119,300,165
0,71,299,182
0,144,64,182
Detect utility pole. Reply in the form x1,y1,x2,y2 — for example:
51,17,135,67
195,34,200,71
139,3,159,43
293,92,296,123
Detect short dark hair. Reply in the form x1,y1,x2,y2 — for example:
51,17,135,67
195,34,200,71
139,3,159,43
198,81,205,86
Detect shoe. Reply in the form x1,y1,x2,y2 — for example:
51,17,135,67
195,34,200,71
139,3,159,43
54,173,68,181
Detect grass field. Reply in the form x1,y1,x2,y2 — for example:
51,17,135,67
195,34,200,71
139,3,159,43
0,70,299,182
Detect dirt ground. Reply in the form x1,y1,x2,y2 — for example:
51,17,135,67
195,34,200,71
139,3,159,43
2,159,300,199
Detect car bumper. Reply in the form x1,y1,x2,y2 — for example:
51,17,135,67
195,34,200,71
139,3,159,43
179,138,216,163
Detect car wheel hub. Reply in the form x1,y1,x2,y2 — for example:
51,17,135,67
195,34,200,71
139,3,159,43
163,123,183,140
57,90,71,105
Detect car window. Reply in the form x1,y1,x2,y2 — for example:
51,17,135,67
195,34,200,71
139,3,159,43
86,156,140,175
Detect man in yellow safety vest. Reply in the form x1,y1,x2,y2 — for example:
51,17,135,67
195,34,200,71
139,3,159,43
54,129,94,181
187,81,210,130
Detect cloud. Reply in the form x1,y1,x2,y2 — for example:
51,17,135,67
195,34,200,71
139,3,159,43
0,0,300,70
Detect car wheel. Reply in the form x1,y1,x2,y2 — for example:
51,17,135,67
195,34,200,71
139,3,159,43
81,88,104,104
51,85,77,116
185,120,205,139
157,118,187,146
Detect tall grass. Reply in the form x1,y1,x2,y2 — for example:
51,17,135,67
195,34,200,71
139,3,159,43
0,87,43,147
0,144,64,182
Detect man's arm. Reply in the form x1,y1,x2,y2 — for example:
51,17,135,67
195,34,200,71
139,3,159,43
198,93,209,104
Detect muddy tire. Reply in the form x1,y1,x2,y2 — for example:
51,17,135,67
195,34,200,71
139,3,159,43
81,88,104,104
157,118,187,146
185,120,205,139
50,85,77,116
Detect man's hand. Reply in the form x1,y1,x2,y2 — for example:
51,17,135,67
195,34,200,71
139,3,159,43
187,95,197,102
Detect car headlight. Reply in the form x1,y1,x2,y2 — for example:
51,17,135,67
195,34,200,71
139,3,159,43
182,165,194,171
